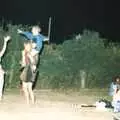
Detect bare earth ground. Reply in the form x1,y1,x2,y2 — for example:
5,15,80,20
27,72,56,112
0,89,113,120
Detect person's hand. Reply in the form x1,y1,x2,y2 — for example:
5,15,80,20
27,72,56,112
17,29,23,34
4,36,11,42
44,37,49,41
44,37,50,44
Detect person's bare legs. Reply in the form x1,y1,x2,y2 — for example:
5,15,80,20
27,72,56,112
19,81,24,96
28,82,35,104
22,82,30,104
0,77,4,101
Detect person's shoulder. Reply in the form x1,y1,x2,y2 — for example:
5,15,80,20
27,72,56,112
35,34,45,40
111,82,117,88
110,82,114,86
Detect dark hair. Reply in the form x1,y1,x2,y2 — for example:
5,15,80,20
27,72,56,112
24,40,31,44
113,76,120,83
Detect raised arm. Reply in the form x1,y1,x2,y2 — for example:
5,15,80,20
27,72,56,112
17,29,33,40
0,36,11,58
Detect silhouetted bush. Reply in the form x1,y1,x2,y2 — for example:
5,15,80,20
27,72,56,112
0,24,119,89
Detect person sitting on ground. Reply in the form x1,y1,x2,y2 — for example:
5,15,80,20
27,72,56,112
112,89,120,112
109,76,120,97
110,77,120,112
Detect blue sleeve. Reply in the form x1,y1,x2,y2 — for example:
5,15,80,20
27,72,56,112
39,34,47,41
21,32,33,40
35,36,43,51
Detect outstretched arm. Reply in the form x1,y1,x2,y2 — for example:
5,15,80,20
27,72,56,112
43,37,49,42
39,34,49,42
17,29,33,40
0,36,11,58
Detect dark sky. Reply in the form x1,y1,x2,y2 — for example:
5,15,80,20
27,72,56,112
0,0,120,43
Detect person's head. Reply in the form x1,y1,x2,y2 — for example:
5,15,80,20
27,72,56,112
116,78,120,84
113,76,120,84
24,41,32,52
31,26,41,35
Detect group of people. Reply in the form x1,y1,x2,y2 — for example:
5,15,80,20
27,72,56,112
0,25,49,104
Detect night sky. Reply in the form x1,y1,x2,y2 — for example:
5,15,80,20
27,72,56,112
0,0,120,43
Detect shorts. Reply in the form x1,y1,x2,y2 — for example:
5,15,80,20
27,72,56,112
22,81,33,90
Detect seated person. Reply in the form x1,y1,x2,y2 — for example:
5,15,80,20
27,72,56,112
110,77,120,112
112,89,120,112
109,76,120,97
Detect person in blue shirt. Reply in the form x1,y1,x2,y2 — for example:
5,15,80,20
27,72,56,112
18,26,49,93
17,25,49,53
18,25,49,69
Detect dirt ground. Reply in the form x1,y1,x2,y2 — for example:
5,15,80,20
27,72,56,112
0,89,113,120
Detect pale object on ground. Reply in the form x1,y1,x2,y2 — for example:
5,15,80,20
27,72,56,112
95,101,107,111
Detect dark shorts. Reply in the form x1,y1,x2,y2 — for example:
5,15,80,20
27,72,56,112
20,65,37,83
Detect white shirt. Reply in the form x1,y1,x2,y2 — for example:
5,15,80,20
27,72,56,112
0,67,5,80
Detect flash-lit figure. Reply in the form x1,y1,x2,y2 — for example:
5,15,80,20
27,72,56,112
17,26,49,54
0,36,11,101
20,41,38,104
18,26,49,104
